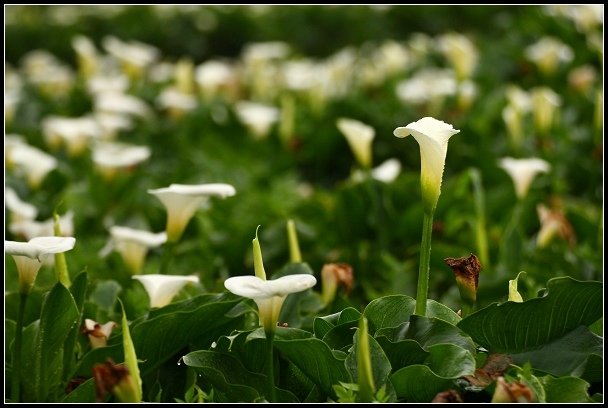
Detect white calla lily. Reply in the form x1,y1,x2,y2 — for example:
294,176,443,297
234,101,280,140
5,236,76,293
224,274,317,332
104,226,167,275
133,274,199,308
394,117,460,213
336,118,376,169
148,183,236,242
499,157,551,200
83,318,117,349
5,187,38,222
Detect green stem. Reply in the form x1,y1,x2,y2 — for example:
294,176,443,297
159,241,176,275
11,292,27,403
265,331,277,403
415,210,435,316
469,168,489,269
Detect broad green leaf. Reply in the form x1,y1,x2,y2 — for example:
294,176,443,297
364,295,461,334
424,344,476,378
378,315,476,355
390,365,454,402
62,377,99,403
374,338,428,371
510,325,602,377
313,307,361,339
274,327,352,399
581,353,603,384
458,277,603,353
22,283,79,402
182,350,265,402
589,318,602,336
320,309,361,351
130,293,242,375
344,327,392,393
539,375,593,403
64,271,88,381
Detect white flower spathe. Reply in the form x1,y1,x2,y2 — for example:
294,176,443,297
234,101,280,140
8,143,58,189
133,274,199,308
224,274,317,331
499,157,551,200
5,236,76,293
5,187,38,222
394,117,460,212
336,118,376,169
92,141,151,170
148,183,236,242
104,226,167,275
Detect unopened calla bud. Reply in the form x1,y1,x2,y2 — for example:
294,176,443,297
286,219,302,263
444,254,480,315
356,316,375,403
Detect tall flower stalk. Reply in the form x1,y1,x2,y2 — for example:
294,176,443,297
394,117,459,316
224,227,316,402
5,236,76,402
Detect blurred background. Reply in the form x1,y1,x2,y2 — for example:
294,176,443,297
4,5,603,314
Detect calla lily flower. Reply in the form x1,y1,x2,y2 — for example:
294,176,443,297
498,157,551,200
156,87,198,119
5,236,76,293
234,101,280,140
83,319,117,349
224,274,317,333
148,183,236,242
5,187,38,223
336,118,376,169
394,117,460,213
531,87,561,135
41,115,102,155
9,211,74,242
8,142,58,189
536,203,575,248
436,32,478,81
133,274,199,308
92,141,151,180
524,36,573,76
102,226,167,275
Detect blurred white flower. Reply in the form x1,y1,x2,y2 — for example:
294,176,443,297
133,274,199,308
531,87,562,135
91,141,151,180
102,36,159,79
87,73,130,96
536,203,575,248
101,226,167,275
195,59,237,100
394,117,460,213
156,87,198,119
499,157,551,200
436,32,478,81
5,236,76,293
336,118,376,169
148,183,236,242
525,36,574,76
5,187,37,223
94,92,152,119
72,34,100,78
9,211,75,241
41,115,102,155
395,68,458,113
234,101,280,140
8,143,58,189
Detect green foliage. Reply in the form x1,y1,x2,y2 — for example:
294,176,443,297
4,4,603,403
